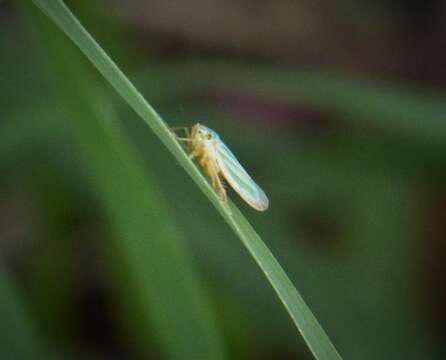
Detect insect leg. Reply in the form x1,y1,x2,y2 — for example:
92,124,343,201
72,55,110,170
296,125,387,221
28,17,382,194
170,126,190,134
213,173,227,205
189,151,198,160
170,126,194,144
170,126,190,138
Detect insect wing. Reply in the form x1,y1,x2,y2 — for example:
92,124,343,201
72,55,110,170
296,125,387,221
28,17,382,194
214,139,269,211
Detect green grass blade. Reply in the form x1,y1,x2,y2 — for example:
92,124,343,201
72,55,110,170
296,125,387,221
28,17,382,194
24,4,226,359
29,1,341,358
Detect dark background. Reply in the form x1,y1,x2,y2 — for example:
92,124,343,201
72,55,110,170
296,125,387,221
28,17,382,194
2,0,446,358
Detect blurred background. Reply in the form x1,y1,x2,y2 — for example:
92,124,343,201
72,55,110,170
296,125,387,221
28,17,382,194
2,0,446,358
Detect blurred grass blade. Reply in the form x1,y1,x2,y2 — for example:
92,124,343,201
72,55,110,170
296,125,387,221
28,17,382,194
29,0,341,358
25,3,226,360
172,61,446,146
0,271,46,359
